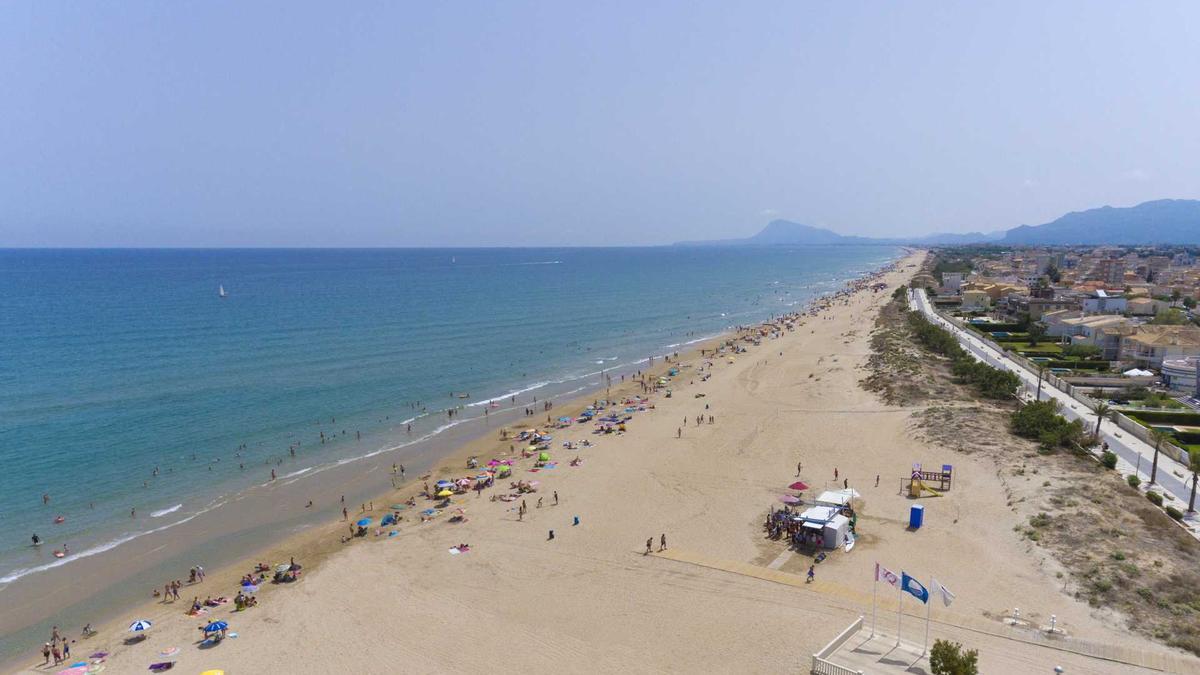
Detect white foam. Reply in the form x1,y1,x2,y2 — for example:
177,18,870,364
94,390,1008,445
464,381,551,408
150,504,182,518
0,509,205,586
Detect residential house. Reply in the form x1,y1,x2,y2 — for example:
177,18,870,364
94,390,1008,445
960,290,991,311
1082,290,1127,315
1119,325,1200,369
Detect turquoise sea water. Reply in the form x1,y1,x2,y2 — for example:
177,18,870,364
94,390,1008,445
0,245,897,589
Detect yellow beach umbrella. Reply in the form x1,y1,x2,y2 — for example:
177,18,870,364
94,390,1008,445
201,671,225,675
437,489,453,497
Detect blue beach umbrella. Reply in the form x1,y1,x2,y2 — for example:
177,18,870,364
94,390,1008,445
128,619,153,632
204,621,229,633
356,518,371,527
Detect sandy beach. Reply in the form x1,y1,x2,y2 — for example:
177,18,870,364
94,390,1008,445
14,250,1199,674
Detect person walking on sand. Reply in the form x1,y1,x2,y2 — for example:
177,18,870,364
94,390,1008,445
342,507,348,520
645,538,653,555
807,565,815,583
660,533,667,551
843,478,848,490
796,461,803,477
833,467,838,480
676,427,681,438
553,491,559,506
875,474,880,487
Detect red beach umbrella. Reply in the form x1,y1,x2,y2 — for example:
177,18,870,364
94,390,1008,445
788,481,809,491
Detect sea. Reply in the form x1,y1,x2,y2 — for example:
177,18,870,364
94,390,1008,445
0,245,898,654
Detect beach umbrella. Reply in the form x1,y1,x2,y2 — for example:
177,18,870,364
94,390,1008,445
356,518,372,527
778,495,802,504
788,481,810,491
275,563,292,573
388,504,407,510
437,489,453,497
200,671,225,675
203,621,229,633
159,647,180,657
128,619,153,633
289,562,302,571
538,452,550,461
241,584,259,593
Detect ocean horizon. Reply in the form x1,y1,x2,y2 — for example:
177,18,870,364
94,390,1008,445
0,244,899,658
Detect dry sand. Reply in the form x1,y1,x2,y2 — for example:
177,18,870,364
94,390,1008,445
17,251,1199,674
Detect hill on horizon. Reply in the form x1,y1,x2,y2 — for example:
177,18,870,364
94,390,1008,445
674,198,1200,247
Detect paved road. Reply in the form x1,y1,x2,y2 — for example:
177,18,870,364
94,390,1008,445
909,289,1197,513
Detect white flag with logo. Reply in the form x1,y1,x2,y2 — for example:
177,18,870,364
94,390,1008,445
932,578,955,607
875,562,899,588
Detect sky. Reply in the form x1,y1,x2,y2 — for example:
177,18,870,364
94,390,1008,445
2,2,1199,247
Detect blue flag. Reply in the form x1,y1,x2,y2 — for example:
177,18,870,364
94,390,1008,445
901,573,929,604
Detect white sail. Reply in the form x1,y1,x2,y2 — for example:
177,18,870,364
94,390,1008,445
218,285,227,298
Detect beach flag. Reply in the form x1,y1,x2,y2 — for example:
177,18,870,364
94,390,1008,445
931,578,956,607
875,562,899,587
901,572,929,604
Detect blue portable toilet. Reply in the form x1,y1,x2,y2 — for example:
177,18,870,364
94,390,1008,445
909,504,925,529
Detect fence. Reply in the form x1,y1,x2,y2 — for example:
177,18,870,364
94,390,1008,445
811,615,864,675
1112,411,1190,464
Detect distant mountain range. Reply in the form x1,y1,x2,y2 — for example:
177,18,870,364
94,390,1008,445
674,199,1200,247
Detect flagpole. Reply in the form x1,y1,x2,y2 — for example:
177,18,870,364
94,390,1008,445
870,572,878,638
896,584,903,647
922,578,933,657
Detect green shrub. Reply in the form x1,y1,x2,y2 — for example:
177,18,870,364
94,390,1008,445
1101,451,1118,469
930,639,979,675
1013,400,1087,449
1124,411,1200,426
1061,344,1102,359
1127,474,1141,488
907,312,1020,400
1147,491,1164,506
1165,506,1183,521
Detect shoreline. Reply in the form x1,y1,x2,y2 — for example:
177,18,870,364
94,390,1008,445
2,253,907,672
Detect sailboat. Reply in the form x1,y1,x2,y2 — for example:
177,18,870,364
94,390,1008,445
218,285,227,299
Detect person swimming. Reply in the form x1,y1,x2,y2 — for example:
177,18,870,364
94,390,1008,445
31,533,41,546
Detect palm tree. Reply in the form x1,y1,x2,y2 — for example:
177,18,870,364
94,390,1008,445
1092,402,1111,440
1149,428,1172,485
1035,364,1047,401
1188,449,1200,514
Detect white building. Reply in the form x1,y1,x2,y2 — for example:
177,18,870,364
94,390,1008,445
1162,356,1199,395
1082,289,1127,315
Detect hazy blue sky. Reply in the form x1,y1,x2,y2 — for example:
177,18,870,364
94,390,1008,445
3,2,1198,246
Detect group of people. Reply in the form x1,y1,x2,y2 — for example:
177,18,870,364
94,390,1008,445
153,565,201,603
40,625,81,667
